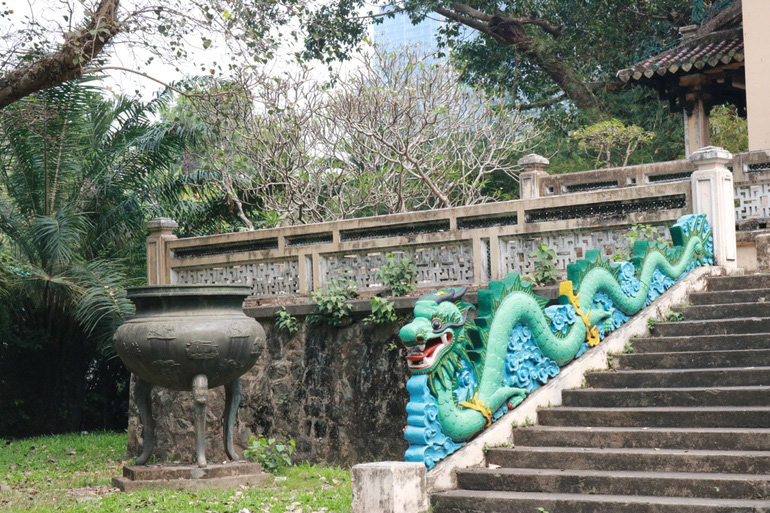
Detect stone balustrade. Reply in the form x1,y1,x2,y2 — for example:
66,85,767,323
147,147,744,297
520,150,770,224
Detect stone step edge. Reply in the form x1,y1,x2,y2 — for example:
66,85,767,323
632,333,770,342
432,489,770,507
488,446,770,456
458,467,770,482
690,289,770,304
654,316,770,326
613,348,770,357
674,301,770,309
589,365,770,375
514,426,770,433
566,385,770,393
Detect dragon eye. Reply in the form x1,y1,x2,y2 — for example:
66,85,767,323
431,318,443,331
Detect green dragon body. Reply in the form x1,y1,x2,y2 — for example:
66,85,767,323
401,215,714,468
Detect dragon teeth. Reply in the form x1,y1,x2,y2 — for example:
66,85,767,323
417,344,425,351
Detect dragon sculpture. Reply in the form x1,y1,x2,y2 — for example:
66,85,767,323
400,215,714,468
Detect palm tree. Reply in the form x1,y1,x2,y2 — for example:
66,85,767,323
0,84,195,435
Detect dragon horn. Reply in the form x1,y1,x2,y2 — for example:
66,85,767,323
443,306,472,330
435,286,468,304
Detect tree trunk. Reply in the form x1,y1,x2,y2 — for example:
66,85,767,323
486,15,598,111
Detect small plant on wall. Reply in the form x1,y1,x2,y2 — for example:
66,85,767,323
310,278,358,327
527,243,560,286
364,297,399,324
275,306,300,334
379,253,418,296
615,224,669,261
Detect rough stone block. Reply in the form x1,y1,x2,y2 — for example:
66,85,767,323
112,462,270,492
352,461,428,513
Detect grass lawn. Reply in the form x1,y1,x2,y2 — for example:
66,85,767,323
0,432,351,513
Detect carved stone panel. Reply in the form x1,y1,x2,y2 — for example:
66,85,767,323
500,227,669,278
173,259,300,296
735,183,770,221
322,243,475,290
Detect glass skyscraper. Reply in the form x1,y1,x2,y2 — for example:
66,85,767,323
374,9,444,51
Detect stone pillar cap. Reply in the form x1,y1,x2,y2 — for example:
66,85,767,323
147,217,179,232
689,146,733,164
353,461,425,470
518,154,550,167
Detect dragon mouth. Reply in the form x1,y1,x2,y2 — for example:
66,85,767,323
405,332,453,370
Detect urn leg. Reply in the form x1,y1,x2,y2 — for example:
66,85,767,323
134,378,155,466
223,379,242,461
192,374,209,468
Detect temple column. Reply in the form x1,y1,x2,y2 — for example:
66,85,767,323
743,0,770,150
683,86,711,157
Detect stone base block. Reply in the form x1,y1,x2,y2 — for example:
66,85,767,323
352,461,428,513
113,461,271,492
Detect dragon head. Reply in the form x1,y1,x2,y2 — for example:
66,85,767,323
399,287,472,375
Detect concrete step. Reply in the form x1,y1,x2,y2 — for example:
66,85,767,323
455,468,770,500
585,367,770,388
652,317,770,337
614,349,770,370
707,274,770,292
690,288,770,305
631,334,770,353
431,489,770,513
671,302,770,320
537,406,770,428
562,386,770,407
512,426,770,451
485,446,770,474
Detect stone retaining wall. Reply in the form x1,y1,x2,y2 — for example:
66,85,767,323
127,316,410,466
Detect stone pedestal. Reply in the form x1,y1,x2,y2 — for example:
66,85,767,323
352,461,428,513
688,146,738,268
112,461,270,492
145,218,178,285
518,154,550,199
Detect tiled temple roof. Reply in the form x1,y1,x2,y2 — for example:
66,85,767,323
617,29,743,84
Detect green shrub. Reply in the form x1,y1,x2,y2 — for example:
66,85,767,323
365,297,398,324
310,279,358,326
615,224,669,261
243,434,296,474
570,118,654,168
527,244,560,286
274,306,300,334
379,253,417,296
668,311,685,322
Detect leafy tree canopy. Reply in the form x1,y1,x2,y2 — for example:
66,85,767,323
304,1,692,112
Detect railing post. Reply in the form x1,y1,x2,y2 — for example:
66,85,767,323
518,154,550,199
352,462,428,513
688,147,737,268
146,218,178,285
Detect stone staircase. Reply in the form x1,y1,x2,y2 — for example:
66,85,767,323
432,274,770,513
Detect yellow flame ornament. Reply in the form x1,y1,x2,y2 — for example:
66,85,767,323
459,393,493,427
559,281,602,347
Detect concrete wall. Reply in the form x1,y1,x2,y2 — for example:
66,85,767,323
743,0,770,151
